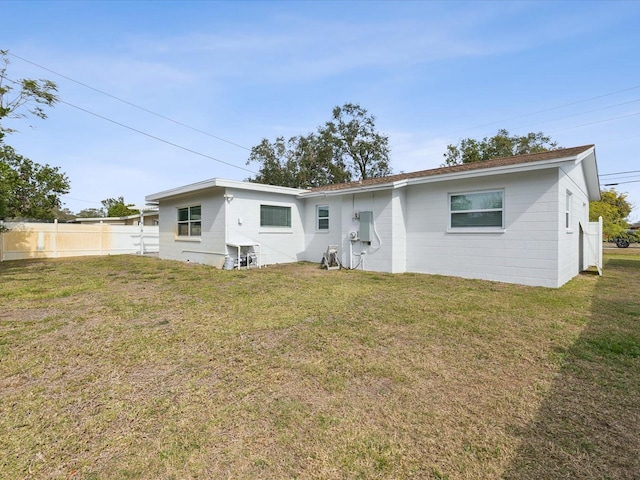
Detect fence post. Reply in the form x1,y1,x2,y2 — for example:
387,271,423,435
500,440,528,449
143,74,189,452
0,220,4,262
139,211,144,255
54,219,59,258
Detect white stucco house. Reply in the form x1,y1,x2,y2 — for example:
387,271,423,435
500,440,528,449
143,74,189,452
146,145,602,288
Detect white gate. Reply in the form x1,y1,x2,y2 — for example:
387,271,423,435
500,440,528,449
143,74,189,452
584,216,603,275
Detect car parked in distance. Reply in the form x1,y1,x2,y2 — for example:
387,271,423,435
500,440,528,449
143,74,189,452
612,228,639,248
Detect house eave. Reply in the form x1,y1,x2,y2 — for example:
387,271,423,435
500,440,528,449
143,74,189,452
301,150,596,197
146,178,306,202
300,182,399,197
576,148,600,201
406,154,586,186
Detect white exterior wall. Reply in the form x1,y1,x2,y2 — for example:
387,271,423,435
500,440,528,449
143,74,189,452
301,196,344,264
149,148,598,287
390,189,408,273
157,189,226,266
225,188,305,266
341,190,395,272
405,169,562,287
558,161,592,286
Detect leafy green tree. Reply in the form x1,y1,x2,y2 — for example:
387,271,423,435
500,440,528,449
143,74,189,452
248,103,391,187
0,145,69,220
76,207,105,218
589,189,634,240
319,103,391,180
247,134,350,188
101,197,139,217
52,206,76,222
0,50,69,220
442,129,560,166
247,137,299,188
0,50,58,139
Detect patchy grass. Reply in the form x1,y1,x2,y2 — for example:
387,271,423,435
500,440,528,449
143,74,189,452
0,253,638,479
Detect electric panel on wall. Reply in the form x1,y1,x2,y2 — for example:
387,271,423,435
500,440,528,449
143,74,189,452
359,211,373,242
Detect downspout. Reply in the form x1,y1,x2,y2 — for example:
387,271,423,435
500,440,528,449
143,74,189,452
223,191,233,253
369,192,383,252
139,210,144,255
349,241,353,269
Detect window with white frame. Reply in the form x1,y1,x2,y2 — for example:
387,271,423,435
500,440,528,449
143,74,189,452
260,205,291,227
449,190,504,229
317,205,329,230
177,205,202,236
565,191,572,230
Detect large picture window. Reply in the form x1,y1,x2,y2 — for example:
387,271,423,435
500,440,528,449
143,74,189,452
317,205,329,230
260,205,291,227
177,205,202,236
449,190,504,229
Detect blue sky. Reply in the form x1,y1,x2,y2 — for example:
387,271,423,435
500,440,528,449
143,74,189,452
3,0,640,220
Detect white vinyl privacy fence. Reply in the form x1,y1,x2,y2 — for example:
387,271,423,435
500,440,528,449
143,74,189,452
0,221,159,261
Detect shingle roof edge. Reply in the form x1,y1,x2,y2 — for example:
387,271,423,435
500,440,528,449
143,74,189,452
306,145,595,193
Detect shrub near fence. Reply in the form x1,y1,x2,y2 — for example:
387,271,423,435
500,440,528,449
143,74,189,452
0,221,159,261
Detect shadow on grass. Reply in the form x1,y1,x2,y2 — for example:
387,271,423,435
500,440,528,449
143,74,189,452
503,255,640,479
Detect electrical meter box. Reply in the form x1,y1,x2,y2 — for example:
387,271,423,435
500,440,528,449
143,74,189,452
359,211,373,242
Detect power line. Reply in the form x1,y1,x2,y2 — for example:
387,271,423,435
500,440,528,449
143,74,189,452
601,175,640,182
13,50,640,152
6,54,640,180
441,84,640,137
59,99,257,174
1,73,256,175
7,51,252,151
600,170,640,177
513,98,640,132
547,110,640,133
602,179,640,186
60,195,102,205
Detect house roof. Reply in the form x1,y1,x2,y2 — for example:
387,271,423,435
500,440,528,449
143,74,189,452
146,178,306,203
306,145,596,194
146,145,600,203
70,210,159,224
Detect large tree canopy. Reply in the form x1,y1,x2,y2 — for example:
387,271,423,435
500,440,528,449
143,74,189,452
247,134,351,189
76,208,105,218
247,103,391,188
1,50,69,220
319,103,392,180
0,144,69,220
442,129,560,167
101,197,140,217
589,189,634,240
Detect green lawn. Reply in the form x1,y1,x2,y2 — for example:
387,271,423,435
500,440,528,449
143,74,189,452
1,254,638,479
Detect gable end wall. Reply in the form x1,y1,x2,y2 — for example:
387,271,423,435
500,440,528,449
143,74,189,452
557,161,592,286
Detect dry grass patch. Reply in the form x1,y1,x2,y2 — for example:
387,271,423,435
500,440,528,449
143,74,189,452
1,254,638,479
